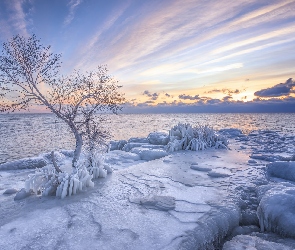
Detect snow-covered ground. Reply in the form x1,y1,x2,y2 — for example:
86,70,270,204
1,128,295,249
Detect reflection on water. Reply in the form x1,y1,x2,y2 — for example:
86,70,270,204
0,113,294,163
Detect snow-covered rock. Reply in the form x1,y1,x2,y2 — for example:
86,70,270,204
147,132,169,145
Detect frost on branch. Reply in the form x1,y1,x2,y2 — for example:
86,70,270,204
166,123,228,152
25,151,111,199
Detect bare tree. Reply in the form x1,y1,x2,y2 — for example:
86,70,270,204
0,34,124,168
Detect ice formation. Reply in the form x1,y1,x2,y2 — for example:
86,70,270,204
147,132,169,145
223,235,293,250
0,156,47,170
166,123,228,152
266,161,295,182
24,151,110,199
257,184,295,238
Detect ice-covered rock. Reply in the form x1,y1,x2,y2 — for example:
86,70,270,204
0,156,47,170
147,132,169,145
138,195,175,211
128,137,149,143
14,188,31,200
190,164,212,172
250,154,292,162
122,142,149,152
179,204,240,249
219,128,242,138
3,188,18,195
257,184,295,237
229,225,260,238
266,161,295,182
223,235,293,250
109,140,127,151
130,147,168,161
207,168,231,178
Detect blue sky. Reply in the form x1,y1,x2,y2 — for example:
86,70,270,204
0,0,295,112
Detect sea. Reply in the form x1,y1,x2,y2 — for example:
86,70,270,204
0,113,294,164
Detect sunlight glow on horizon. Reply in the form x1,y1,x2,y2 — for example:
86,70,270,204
0,0,295,112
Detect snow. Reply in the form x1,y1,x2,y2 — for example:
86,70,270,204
1,126,295,249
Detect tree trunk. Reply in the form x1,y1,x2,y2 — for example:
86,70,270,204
72,131,83,169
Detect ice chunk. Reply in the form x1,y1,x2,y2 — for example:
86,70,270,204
139,196,175,211
130,147,168,161
122,142,149,152
14,188,31,200
3,188,18,195
128,137,149,143
109,140,127,151
266,161,295,182
147,132,169,145
229,225,260,238
257,184,295,237
190,165,212,171
179,204,240,249
223,235,293,250
207,168,231,178
219,128,242,137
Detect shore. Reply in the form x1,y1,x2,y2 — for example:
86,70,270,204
1,129,295,249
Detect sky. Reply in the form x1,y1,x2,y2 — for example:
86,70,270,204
0,0,295,113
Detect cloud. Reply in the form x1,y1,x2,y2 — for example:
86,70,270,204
178,94,200,100
254,78,295,97
143,90,159,100
223,96,233,102
64,0,83,26
0,0,30,39
122,96,295,113
206,88,241,95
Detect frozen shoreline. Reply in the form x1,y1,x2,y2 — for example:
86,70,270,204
1,128,295,249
